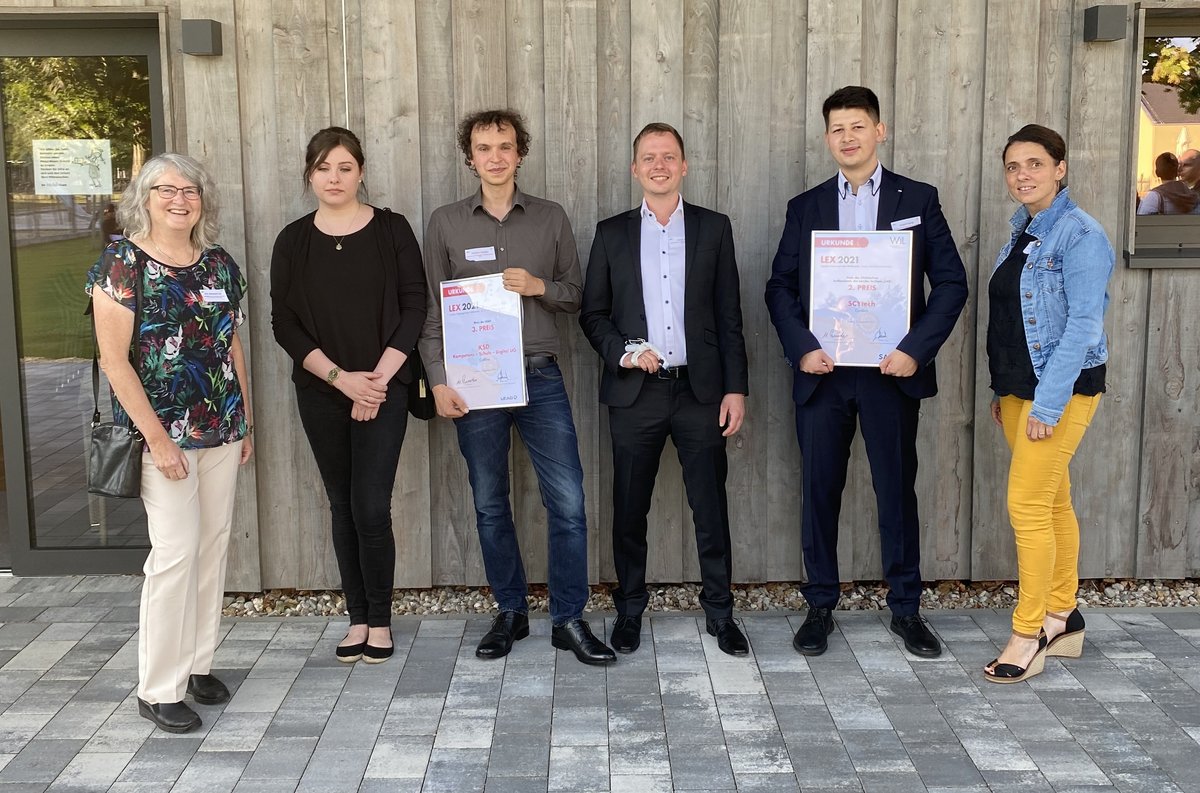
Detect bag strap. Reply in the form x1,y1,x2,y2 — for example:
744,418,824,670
90,249,144,427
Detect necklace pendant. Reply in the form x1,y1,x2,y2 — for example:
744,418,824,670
335,242,342,251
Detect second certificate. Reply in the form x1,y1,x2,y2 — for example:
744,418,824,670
809,230,912,367
441,273,527,410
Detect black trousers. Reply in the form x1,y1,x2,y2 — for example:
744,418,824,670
795,367,922,615
295,381,408,627
608,375,733,619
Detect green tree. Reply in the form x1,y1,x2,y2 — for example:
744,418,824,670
0,55,150,172
1143,37,1200,115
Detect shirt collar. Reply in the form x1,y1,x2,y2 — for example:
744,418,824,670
837,162,883,199
469,184,527,214
640,194,685,223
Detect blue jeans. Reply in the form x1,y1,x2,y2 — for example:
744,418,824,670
454,363,588,624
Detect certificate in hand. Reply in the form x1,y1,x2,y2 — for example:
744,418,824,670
441,273,527,410
809,230,913,367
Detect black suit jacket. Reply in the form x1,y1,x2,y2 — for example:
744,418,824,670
580,202,749,407
764,168,968,405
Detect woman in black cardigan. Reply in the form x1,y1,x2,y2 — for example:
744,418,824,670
270,127,426,663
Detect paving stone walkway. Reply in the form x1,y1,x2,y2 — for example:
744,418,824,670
1,575,1199,792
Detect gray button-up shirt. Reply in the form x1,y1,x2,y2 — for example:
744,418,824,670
418,186,583,387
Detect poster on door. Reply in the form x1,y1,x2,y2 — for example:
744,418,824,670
32,139,113,195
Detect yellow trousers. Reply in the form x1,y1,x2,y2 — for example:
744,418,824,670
1000,394,1100,637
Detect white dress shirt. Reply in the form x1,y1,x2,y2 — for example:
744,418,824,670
837,161,883,231
639,196,688,368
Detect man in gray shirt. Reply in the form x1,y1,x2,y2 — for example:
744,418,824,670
419,108,615,666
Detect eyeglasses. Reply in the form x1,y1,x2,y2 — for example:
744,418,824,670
150,184,203,200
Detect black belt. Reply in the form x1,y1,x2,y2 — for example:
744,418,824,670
525,354,557,371
653,365,688,380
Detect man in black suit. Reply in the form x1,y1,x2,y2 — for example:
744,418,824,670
581,123,750,656
765,86,968,657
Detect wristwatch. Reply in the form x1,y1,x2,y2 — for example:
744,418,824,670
326,366,341,385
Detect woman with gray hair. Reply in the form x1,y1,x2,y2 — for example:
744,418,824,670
86,153,253,732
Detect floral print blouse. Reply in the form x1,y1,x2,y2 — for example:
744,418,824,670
86,239,248,449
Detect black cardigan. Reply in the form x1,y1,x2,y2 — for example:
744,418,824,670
270,206,427,390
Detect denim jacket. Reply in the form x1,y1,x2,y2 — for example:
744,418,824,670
991,188,1114,426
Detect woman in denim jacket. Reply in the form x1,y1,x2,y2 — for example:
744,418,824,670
983,124,1114,683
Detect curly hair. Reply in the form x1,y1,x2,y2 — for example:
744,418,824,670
118,153,220,250
456,109,531,172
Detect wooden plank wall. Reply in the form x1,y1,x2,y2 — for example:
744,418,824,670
8,0,1200,585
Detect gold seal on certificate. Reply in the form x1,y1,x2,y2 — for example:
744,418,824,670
809,230,913,367
441,273,527,409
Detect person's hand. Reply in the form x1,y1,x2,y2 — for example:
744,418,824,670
351,403,380,422
879,350,918,377
719,393,746,437
433,384,469,418
799,349,835,374
501,268,545,297
990,399,1003,428
333,371,387,407
1026,416,1054,442
147,436,189,480
622,351,662,372
240,435,254,464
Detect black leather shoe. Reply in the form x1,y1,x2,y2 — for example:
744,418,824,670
890,613,942,658
476,611,529,659
138,697,201,733
793,607,835,656
610,615,642,654
186,673,230,705
551,619,617,665
363,629,394,664
706,617,749,656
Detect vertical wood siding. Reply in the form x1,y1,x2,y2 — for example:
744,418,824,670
10,0,1197,586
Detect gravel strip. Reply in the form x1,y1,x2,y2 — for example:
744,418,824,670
222,578,1200,618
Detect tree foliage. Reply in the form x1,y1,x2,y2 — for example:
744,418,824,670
0,56,150,166
1143,37,1200,115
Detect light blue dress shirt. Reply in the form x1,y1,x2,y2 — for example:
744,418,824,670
837,161,883,231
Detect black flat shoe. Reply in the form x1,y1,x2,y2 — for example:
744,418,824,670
984,633,1049,684
890,613,942,658
138,697,201,733
551,619,616,665
336,638,366,663
476,611,530,659
363,629,394,664
793,607,835,656
610,615,642,654
186,673,230,705
706,617,749,656
1045,608,1085,658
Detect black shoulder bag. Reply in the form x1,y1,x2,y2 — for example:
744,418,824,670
379,207,436,420
86,259,145,498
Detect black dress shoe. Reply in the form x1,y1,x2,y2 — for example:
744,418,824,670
793,607,835,656
138,697,201,733
890,613,942,658
336,640,365,663
363,629,394,664
706,617,749,656
186,673,230,705
610,615,642,654
476,611,530,659
551,619,617,665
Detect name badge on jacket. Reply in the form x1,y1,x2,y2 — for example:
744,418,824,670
891,216,921,231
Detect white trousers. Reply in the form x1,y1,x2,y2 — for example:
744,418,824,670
137,441,241,704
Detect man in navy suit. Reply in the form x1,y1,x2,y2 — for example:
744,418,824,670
581,123,750,656
765,86,968,657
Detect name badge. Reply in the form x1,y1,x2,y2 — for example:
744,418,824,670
200,288,229,303
465,246,497,262
891,216,921,231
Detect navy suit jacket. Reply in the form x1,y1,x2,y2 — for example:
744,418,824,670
581,202,749,407
765,168,968,405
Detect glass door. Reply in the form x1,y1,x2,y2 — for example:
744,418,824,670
0,19,165,574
